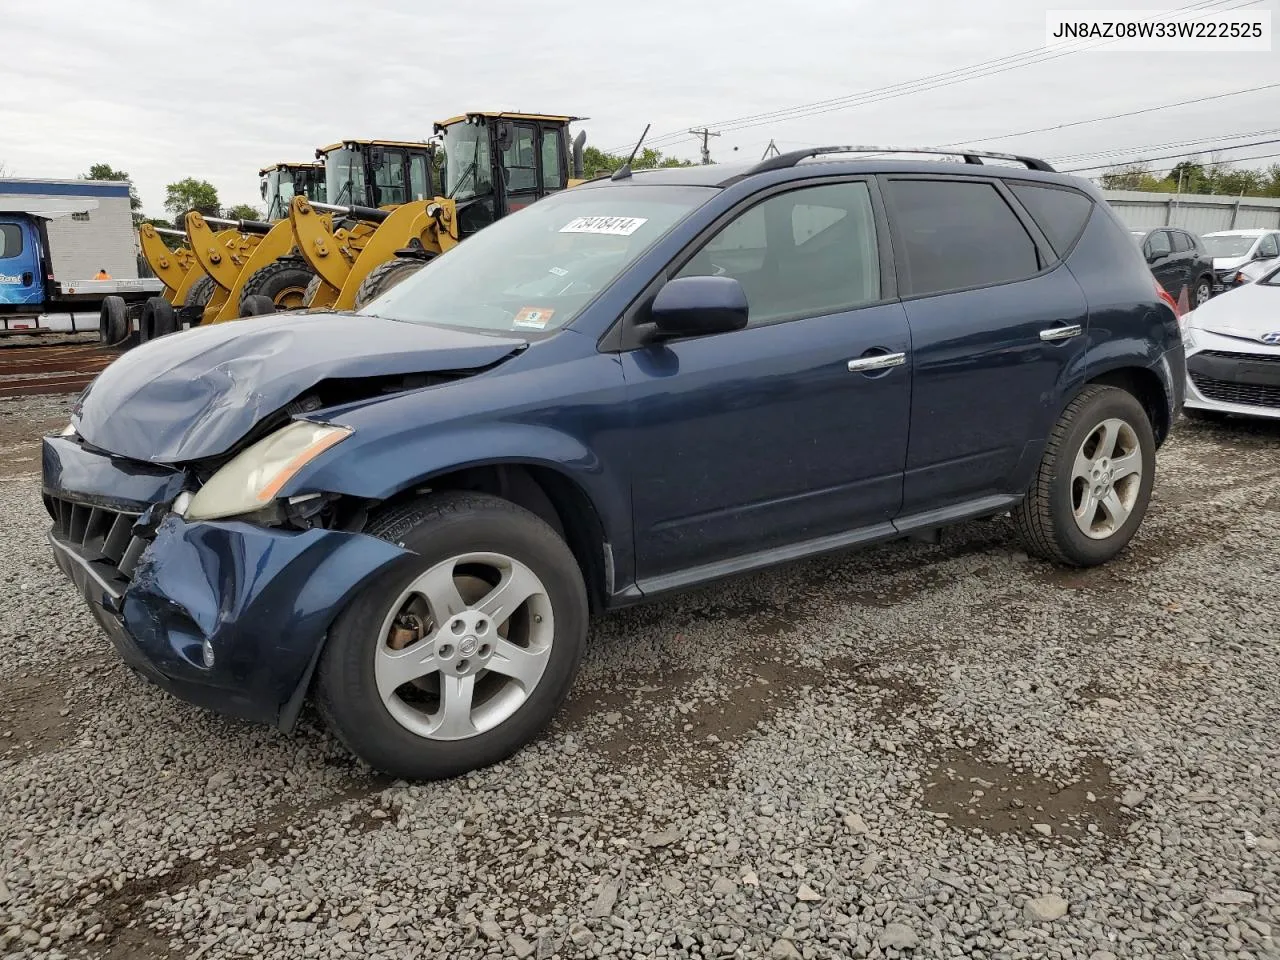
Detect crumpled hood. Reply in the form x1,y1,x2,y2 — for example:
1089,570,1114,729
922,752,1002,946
74,312,526,463
1186,281,1280,340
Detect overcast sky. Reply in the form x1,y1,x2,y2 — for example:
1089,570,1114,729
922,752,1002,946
1,0,1277,216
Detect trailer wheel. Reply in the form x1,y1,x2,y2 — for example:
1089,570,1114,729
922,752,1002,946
239,260,314,315
354,257,430,309
178,276,215,328
99,296,129,346
139,297,179,342
241,295,277,316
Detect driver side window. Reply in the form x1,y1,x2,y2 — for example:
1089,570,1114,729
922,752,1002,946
1146,231,1172,258
674,182,881,326
1259,233,1279,258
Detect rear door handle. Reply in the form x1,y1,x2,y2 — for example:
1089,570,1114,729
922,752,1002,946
1040,324,1082,342
847,352,906,373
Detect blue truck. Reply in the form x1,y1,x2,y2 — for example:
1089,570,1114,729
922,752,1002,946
0,178,161,335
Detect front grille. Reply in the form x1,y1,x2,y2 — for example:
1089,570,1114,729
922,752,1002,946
1190,373,1280,409
1200,350,1280,363
45,496,148,583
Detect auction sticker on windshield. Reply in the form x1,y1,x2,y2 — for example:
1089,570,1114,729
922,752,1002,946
559,216,648,237
514,307,555,330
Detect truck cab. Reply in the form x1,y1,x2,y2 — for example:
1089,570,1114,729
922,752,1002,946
0,215,44,310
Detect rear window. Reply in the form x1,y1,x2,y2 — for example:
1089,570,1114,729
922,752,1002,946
887,179,1041,296
0,224,23,260
1008,183,1093,257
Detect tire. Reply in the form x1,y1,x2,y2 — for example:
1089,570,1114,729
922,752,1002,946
238,259,314,314
98,296,128,345
354,257,429,309
1194,276,1212,308
139,296,178,342
1014,384,1156,567
177,276,214,328
302,273,325,309
240,294,277,316
316,491,588,780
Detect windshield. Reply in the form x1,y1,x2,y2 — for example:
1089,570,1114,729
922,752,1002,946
360,186,715,333
1203,234,1257,257
325,148,367,207
442,123,493,201
263,170,297,220
1259,263,1280,286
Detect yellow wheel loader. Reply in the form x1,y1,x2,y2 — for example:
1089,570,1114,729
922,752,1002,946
242,139,439,315
274,113,587,313
260,161,325,221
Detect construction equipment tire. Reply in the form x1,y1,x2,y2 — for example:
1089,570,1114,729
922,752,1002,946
99,296,129,345
241,295,277,316
354,257,430,309
239,260,314,314
302,273,325,309
178,276,214,328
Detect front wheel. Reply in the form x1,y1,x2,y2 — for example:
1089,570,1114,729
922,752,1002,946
1194,276,1212,308
1014,384,1156,566
316,492,588,780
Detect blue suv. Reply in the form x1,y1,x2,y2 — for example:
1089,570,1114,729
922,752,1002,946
44,146,1184,779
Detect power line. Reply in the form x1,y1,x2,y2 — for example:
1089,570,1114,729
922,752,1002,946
1061,137,1280,172
1052,127,1280,164
940,81,1280,149
615,0,1247,151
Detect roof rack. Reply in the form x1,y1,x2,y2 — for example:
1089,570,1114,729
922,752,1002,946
744,145,1056,176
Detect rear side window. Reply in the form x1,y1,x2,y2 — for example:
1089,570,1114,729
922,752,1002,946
1008,183,1094,257
1171,231,1192,253
887,179,1041,296
0,224,23,259
1260,233,1280,258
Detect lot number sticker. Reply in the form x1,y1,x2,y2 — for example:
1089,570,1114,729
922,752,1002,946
514,307,555,330
559,216,648,236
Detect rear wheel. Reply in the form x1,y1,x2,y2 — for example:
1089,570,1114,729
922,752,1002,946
316,492,588,780
1014,385,1156,566
177,276,214,328
238,259,314,315
99,296,128,345
139,296,178,342
354,257,429,309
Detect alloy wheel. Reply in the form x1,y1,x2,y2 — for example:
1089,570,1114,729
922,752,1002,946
1070,417,1142,539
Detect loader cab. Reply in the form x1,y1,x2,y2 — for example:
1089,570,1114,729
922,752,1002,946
318,140,437,210
259,163,326,221
434,112,584,236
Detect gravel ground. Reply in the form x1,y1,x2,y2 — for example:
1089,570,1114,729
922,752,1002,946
1,394,1278,960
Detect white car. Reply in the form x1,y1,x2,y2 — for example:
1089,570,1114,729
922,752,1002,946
1182,263,1280,420
1202,229,1280,294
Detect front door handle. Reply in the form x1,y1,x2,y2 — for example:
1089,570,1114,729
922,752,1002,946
1040,324,1082,342
847,352,906,373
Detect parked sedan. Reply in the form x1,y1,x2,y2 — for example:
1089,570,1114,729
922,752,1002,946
1132,228,1214,308
1182,262,1280,420
1203,229,1280,293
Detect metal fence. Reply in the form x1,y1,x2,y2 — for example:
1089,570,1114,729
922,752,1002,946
1103,190,1280,233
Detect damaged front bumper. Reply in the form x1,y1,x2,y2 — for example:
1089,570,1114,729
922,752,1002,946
43,435,410,730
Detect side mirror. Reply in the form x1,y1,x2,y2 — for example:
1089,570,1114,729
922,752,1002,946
495,122,514,152
1146,248,1162,263
647,276,748,340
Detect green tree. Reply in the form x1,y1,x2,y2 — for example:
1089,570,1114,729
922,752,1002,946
1099,163,1168,192
225,203,263,221
83,162,143,223
140,216,183,250
580,146,696,179
164,178,220,222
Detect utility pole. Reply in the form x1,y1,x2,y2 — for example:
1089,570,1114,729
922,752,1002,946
762,140,781,160
689,127,721,165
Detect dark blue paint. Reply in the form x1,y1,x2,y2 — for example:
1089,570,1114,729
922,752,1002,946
42,434,185,512
49,156,1184,731
118,514,409,727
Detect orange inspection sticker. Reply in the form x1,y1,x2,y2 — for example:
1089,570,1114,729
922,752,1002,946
514,307,555,330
